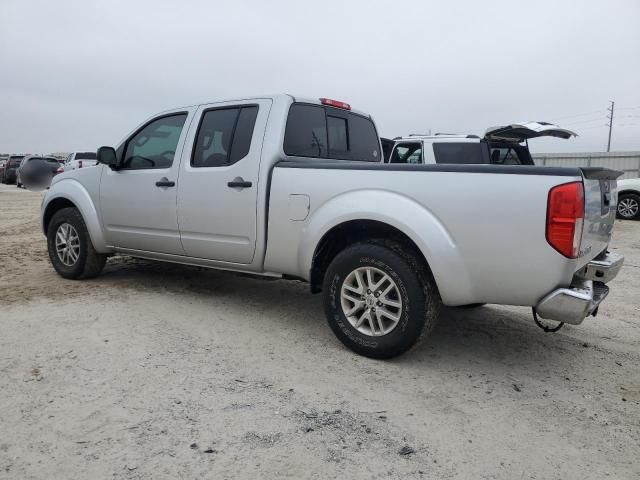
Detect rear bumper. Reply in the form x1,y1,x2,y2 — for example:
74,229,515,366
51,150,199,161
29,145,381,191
535,251,623,325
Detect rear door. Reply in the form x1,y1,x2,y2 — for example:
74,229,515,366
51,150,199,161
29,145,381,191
176,98,271,263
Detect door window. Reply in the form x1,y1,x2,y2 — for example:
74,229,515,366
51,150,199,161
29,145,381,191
191,106,259,167
389,142,422,164
122,113,187,170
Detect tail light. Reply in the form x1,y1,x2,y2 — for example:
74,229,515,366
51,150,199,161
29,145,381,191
56,167,64,173
78,160,83,168
320,98,351,110
546,181,584,258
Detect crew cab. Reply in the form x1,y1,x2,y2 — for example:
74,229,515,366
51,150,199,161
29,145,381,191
41,95,623,358
385,122,576,166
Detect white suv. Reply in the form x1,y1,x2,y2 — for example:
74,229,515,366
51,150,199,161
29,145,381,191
64,151,98,171
384,122,576,166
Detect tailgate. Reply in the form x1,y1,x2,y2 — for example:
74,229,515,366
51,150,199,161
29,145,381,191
578,168,623,267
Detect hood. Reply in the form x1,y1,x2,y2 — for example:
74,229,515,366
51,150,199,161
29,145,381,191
484,121,577,142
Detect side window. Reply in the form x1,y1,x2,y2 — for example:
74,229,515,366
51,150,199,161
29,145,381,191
389,142,422,164
122,113,187,170
284,104,327,157
432,142,489,164
192,106,259,167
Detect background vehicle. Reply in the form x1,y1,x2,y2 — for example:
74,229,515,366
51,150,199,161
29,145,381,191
386,122,576,165
41,95,623,358
64,151,98,171
0,159,6,183
17,155,63,189
616,177,640,220
2,155,25,184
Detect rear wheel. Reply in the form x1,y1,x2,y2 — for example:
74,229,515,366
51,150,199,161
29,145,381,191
322,241,440,359
617,193,640,220
47,207,107,279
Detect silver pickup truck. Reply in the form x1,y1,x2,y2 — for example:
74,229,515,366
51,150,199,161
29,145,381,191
41,94,624,358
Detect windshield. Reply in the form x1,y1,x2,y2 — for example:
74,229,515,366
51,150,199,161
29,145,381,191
75,152,97,160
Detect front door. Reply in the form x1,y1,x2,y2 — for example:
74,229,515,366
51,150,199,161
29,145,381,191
100,110,193,255
177,99,271,263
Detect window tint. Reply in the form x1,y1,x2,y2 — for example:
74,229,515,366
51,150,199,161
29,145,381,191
192,106,259,167
390,142,422,164
284,104,327,158
284,103,381,162
76,152,97,160
348,114,380,162
327,116,348,154
432,142,489,164
122,113,187,170
192,108,238,167
230,106,258,163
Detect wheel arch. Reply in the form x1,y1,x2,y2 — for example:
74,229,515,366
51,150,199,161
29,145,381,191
42,180,111,253
300,190,475,305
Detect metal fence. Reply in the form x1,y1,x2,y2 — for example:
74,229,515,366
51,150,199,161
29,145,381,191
533,151,640,179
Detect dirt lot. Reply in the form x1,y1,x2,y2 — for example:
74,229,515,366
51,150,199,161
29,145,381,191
0,185,638,479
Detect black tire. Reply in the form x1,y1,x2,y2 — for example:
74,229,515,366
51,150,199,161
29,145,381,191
47,207,107,279
322,241,441,359
617,193,640,220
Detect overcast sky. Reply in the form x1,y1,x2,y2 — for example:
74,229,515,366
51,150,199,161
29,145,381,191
1,0,639,154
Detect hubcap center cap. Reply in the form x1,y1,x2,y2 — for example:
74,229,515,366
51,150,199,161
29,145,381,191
365,295,376,308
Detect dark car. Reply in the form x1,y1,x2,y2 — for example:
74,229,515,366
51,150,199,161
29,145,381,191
2,155,25,184
0,159,6,183
16,156,63,189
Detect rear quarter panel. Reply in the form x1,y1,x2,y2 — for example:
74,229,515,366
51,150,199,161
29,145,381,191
265,165,583,306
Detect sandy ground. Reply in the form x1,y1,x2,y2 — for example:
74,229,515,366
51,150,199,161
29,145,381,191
0,184,639,480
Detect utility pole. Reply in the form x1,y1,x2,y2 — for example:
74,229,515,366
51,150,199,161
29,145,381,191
606,100,615,152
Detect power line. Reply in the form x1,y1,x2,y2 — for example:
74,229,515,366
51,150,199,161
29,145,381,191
550,109,603,121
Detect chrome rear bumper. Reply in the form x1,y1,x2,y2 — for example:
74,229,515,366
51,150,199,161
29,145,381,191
535,251,623,325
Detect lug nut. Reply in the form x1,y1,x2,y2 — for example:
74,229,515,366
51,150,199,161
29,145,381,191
377,301,382,306
367,289,371,294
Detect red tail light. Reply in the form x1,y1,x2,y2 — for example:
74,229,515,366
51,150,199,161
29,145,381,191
546,181,584,258
56,167,64,173
320,98,351,110
78,160,83,168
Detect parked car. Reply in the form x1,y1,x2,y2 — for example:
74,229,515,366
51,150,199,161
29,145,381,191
616,177,640,220
385,122,576,165
64,151,98,171
17,155,63,189
41,95,623,358
1,155,25,184
0,159,6,183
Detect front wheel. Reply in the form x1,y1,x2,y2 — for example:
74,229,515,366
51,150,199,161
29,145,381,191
47,207,107,279
323,242,441,359
617,193,640,220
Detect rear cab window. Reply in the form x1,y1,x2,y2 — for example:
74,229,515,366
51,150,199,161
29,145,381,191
432,142,490,164
284,103,381,162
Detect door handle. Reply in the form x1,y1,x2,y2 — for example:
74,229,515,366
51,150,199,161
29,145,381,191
155,178,175,187
227,177,252,189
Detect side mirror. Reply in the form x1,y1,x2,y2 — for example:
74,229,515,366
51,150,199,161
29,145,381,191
97,146,119,169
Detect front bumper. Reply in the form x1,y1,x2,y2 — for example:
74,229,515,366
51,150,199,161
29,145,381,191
535,251,624,325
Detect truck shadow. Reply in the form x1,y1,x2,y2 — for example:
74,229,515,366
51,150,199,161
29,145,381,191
95,256,589,369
